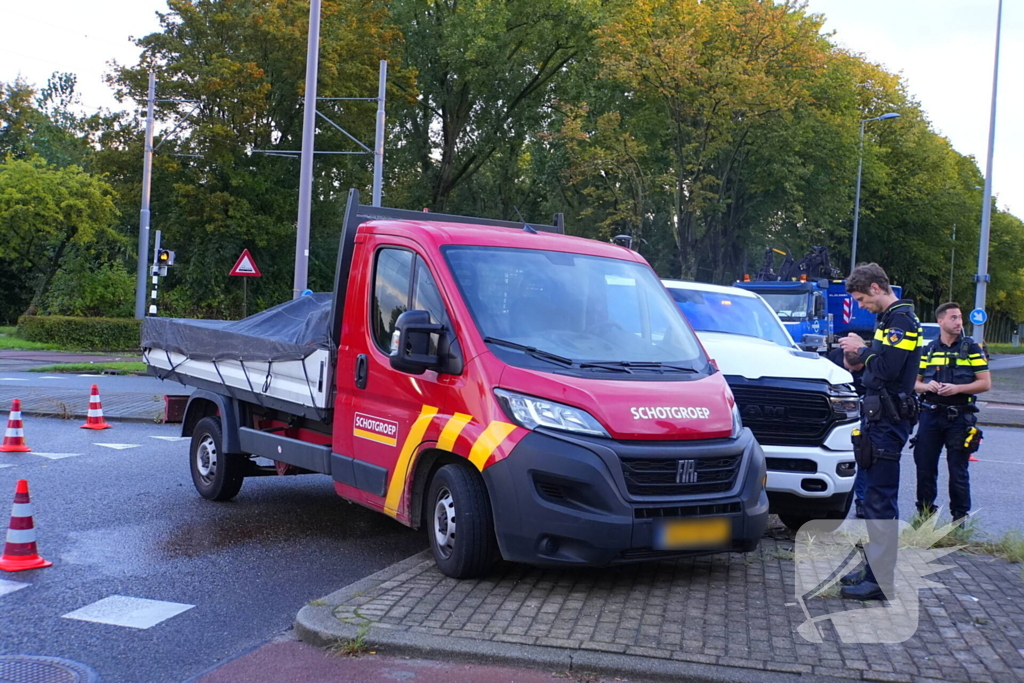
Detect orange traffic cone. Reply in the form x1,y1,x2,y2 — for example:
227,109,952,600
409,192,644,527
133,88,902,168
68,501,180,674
0,399,30,453
969,455,979,462
80,384,112,430
0,479,52,572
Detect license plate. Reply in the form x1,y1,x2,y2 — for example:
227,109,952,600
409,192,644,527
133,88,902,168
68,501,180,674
655,517,731,550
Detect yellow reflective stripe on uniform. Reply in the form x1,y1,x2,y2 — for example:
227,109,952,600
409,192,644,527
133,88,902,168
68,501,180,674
437,412,473,452
883,336,917,351
384,404,439,515
468,421,518,471
968,359,989,367
873,329,885,342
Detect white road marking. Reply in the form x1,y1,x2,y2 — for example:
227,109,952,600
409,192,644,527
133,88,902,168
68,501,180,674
93,444,141,450
0,464,13,469
0,579,30,598
32,452,83,460
62,595,195,629
76,374,104,377
148,436,190,442
38,376,63,380
0,378,29,381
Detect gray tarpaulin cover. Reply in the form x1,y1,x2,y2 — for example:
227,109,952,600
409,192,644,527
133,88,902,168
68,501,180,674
141,293,332,361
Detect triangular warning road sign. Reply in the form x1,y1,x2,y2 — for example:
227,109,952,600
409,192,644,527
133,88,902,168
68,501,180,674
230,249,262,277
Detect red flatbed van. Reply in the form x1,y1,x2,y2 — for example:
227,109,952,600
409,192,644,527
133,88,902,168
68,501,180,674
143,191,769,578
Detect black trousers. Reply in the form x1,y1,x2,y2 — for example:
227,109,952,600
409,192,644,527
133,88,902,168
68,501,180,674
913,407,974,517
862,416,910,593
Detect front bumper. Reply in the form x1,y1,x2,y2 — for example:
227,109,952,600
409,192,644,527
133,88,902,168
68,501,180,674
482,428,768,567
763,421,857,515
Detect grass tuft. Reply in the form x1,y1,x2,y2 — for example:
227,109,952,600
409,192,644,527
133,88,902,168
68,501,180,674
326,625,371,657
28,362,147,375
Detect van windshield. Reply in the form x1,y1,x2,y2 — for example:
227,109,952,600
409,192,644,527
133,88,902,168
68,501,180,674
444,246,706,373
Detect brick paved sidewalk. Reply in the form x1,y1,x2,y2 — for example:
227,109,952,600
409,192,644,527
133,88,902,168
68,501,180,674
297,530,1024,683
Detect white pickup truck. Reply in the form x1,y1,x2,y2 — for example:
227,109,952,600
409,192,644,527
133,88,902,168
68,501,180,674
662,280,860,530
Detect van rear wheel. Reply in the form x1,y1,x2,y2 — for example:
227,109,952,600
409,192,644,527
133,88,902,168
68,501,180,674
427,464,497,579
190,416,244,501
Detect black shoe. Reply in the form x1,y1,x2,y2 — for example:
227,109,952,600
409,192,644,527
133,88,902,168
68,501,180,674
840,568,867,586
951,511,969,525
840,581,887,601
854,500,865,519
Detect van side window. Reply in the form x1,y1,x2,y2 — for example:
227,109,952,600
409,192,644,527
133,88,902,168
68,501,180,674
412,256,450,329
372,249,414,353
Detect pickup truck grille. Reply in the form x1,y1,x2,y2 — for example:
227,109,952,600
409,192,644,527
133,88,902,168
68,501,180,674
728,382,834,447
620,455,741,497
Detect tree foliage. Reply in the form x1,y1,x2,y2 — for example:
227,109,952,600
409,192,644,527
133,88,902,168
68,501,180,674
2,0,1022,335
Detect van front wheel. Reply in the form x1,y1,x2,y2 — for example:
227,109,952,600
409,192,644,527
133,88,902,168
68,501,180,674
427,464,497,579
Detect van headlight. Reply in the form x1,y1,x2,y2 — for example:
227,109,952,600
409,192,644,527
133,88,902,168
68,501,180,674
731,402,743,438
829,384,860,422
494,389,609,437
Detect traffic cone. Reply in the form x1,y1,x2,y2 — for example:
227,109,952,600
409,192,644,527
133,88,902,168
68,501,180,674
80,384,112,430
0,480,52,572
969,454,979,462
0,399,30,453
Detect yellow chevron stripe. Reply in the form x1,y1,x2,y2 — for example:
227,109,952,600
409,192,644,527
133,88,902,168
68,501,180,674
468,421,518,471
384,405,438,516
437,413,473,452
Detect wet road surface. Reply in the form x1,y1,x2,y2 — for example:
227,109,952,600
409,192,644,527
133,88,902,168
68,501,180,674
0,418,427,682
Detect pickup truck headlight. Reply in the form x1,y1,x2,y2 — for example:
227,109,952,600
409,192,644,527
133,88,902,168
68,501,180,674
829,384,860,421
731,402,743,438
494,389,609,437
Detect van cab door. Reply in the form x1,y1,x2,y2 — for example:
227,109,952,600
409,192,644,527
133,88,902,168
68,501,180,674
333,236,452,515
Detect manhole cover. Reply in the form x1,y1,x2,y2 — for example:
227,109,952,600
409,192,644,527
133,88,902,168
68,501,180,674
0,656,98,683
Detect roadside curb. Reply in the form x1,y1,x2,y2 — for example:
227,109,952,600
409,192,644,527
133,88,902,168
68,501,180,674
294,551,830,683
18,408,162,424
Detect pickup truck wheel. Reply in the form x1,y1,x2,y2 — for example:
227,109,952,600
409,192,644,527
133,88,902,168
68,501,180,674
190,416,244,501
427,464,497,579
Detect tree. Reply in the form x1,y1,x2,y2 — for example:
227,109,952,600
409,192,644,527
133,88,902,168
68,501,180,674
0,157,120,313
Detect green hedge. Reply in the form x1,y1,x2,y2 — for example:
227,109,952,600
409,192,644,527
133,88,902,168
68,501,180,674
17,316,142,351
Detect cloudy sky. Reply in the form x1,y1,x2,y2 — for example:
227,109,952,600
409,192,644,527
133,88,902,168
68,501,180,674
0,0,1019,214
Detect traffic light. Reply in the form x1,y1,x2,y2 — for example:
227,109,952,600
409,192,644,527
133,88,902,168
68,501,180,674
157,249,176,266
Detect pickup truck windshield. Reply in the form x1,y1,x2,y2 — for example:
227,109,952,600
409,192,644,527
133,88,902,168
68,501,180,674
757,292,810,321
444,246,705,370
668,288,794,348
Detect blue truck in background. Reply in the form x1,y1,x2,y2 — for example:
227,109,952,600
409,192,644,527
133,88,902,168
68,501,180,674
733,247,901,352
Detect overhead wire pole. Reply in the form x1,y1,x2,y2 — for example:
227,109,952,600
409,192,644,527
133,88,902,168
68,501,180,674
294,0,322,299
973,0,1003,345
134,71,157,319
372,60,387,207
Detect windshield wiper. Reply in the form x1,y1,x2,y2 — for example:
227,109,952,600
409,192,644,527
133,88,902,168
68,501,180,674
579,360,698,374
483,337,574,367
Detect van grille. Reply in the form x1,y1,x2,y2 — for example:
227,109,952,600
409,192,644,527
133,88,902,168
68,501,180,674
729,382,834,447
620,455,741,497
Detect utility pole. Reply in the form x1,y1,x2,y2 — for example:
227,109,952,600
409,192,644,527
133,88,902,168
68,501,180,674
294,0,322,299
949,223,956,300
134,71,156,319
973,0,1002,344
372,60,387,207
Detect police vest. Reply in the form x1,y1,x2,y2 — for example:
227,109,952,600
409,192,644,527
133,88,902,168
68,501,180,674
920,337,979,386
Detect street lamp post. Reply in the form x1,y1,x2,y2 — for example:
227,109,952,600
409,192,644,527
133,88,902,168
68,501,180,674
850,112,901,272
972,0,1003,345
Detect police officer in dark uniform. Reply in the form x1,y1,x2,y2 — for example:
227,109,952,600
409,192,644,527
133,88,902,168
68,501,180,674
837,264,924,601
914,303,991,522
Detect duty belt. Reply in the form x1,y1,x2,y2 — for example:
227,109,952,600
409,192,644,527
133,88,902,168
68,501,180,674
920,402,976,420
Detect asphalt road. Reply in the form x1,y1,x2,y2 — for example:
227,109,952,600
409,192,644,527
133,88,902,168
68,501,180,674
0,370,186,394
0,418,427,683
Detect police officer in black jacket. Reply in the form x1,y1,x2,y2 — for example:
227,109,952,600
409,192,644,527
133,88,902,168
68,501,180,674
837,264,924,601
914,303,991,523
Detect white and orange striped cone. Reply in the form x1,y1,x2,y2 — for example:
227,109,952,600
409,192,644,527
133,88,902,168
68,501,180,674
0,479,52,572
80,384,112,430
0,399,30,453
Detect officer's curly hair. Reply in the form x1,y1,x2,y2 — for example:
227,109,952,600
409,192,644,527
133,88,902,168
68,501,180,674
845,263,892,295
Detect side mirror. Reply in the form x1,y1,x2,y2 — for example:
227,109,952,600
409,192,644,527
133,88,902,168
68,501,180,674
799,333,826,353
389,310,443,375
